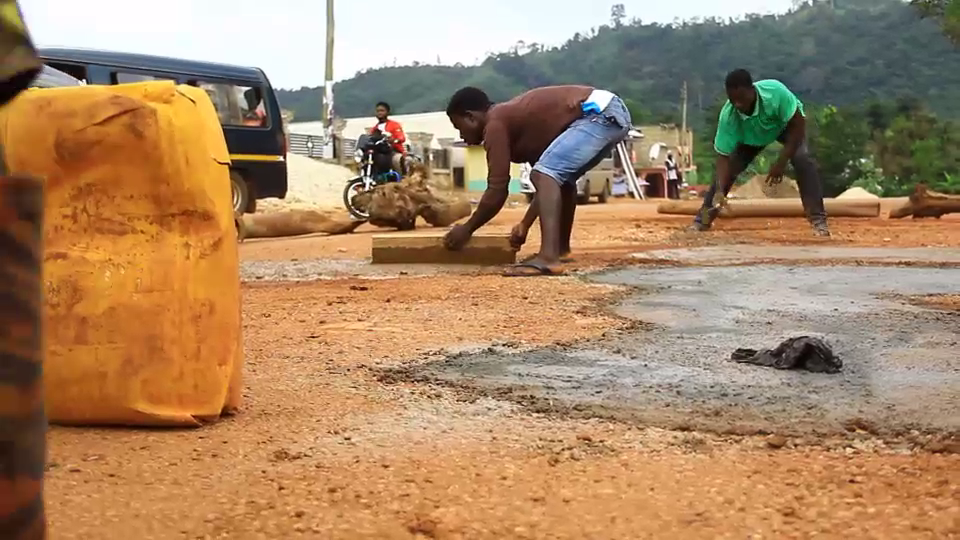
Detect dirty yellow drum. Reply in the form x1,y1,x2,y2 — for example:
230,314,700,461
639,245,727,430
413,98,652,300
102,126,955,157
0,81,243,426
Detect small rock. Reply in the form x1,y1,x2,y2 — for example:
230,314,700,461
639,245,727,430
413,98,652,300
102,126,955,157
925,440,960,454
766,435,788,449
406,517,439,537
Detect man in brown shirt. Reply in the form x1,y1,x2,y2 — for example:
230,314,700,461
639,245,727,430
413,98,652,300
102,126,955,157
444,85,631,275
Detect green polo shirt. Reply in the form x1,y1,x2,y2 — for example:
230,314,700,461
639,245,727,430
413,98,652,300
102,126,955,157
713,79,804,156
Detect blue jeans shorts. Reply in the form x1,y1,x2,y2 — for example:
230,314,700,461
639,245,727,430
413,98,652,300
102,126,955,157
532,95,632,185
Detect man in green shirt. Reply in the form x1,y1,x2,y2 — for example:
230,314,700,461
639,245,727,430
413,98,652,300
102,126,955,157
692,69,829,237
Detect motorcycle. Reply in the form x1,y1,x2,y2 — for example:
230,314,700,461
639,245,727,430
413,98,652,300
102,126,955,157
343,131,420,220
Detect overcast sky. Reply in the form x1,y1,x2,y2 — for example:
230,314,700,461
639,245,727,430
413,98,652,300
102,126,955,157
20,0,794,89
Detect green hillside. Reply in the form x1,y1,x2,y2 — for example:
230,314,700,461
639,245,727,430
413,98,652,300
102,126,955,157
278,0,960,125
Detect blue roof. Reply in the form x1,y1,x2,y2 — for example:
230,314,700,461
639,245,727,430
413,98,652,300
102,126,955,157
38,47,267,83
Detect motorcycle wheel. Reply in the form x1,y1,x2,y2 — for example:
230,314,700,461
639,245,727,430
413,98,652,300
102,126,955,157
343,177,371,220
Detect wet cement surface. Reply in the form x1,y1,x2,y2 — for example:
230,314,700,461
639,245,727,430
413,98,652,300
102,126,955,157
386,265,960,436
633,245,960,265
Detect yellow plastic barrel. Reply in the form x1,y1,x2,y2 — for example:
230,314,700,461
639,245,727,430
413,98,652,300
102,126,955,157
0,81,243,426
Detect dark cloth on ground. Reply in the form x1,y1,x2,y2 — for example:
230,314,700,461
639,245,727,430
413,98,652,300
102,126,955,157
731,336,842,373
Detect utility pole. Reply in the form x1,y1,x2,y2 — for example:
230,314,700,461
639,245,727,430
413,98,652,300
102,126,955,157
322,0,335,151
680,80,688,164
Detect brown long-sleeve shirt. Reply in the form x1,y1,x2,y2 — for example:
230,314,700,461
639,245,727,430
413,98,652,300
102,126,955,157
483,85,593,191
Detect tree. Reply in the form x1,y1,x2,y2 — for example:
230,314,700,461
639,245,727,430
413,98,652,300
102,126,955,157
279,0,960,125
610,4,626,27
807,105,872,196
910,0,960,43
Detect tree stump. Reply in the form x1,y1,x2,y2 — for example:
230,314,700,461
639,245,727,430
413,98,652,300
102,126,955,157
888,184,960,219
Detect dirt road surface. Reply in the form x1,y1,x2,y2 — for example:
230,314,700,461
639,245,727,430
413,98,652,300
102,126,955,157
48,201,959,539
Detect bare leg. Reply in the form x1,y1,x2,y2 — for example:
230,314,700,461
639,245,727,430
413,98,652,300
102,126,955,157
527,171,563,265
559,183,577,257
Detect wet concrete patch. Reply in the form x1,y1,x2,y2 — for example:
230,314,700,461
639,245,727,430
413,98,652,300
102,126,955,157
386,265,960,436
633,245,960,266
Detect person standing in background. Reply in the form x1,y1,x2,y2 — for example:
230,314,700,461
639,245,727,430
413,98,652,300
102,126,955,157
0,1,47,538
665,152,680,199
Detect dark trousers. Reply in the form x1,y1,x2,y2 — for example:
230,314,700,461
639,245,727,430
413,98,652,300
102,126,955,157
696,135,827,224
667,179,679,199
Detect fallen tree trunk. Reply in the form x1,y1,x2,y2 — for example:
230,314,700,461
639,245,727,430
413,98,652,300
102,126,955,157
351,167,471,230
888,184,960,219
239,210,364,241
658,198,880,218
238,166,471,241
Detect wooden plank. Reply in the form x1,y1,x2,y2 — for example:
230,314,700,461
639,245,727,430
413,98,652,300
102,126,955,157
371,232,517,265
657,198,881,218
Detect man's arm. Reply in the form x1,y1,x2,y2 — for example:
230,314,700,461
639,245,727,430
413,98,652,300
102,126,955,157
713,104,738,193
390,122,406,144
520,195,538,228
774,110,805,167
715,154,732,195
464,121,510,232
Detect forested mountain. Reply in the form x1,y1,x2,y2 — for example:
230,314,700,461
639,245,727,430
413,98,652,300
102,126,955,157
278,0,960,125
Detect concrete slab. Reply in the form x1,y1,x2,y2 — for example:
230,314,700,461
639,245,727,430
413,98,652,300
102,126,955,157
633,245,960,265
371,232,516,265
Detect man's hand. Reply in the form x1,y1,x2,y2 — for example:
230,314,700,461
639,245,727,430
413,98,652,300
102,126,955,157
766,161,787,185
509,222,529,251
443,224,472,251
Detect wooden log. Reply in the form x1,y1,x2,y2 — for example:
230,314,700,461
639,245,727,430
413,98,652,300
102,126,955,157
888,184,960,219
371,232,517,265
657,198,881,218
240,210,364,240
419,200,471,227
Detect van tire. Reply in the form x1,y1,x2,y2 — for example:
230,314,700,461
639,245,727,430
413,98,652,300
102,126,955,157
231,172,254,214
577,180,591,205
598,181,610,203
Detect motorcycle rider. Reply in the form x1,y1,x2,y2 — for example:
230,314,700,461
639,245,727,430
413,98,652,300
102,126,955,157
369,101,409,175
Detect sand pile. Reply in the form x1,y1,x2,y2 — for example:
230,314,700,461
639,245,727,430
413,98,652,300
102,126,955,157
837,187,880,200
257,153,354,212
731,175,800,199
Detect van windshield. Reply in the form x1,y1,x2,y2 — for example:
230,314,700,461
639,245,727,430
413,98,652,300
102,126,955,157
192,81,269,128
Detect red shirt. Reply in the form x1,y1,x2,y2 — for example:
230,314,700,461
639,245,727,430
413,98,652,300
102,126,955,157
370,119,406,154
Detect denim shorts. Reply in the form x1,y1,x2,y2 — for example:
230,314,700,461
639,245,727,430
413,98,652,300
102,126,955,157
532,95,632,185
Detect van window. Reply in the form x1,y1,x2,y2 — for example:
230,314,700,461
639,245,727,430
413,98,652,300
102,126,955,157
190,80,269,128
112,71,175,84
45,61,88,83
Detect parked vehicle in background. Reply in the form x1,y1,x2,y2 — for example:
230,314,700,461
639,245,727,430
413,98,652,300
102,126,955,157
38,48,287,214
31,64,82,88
520,131,643,204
